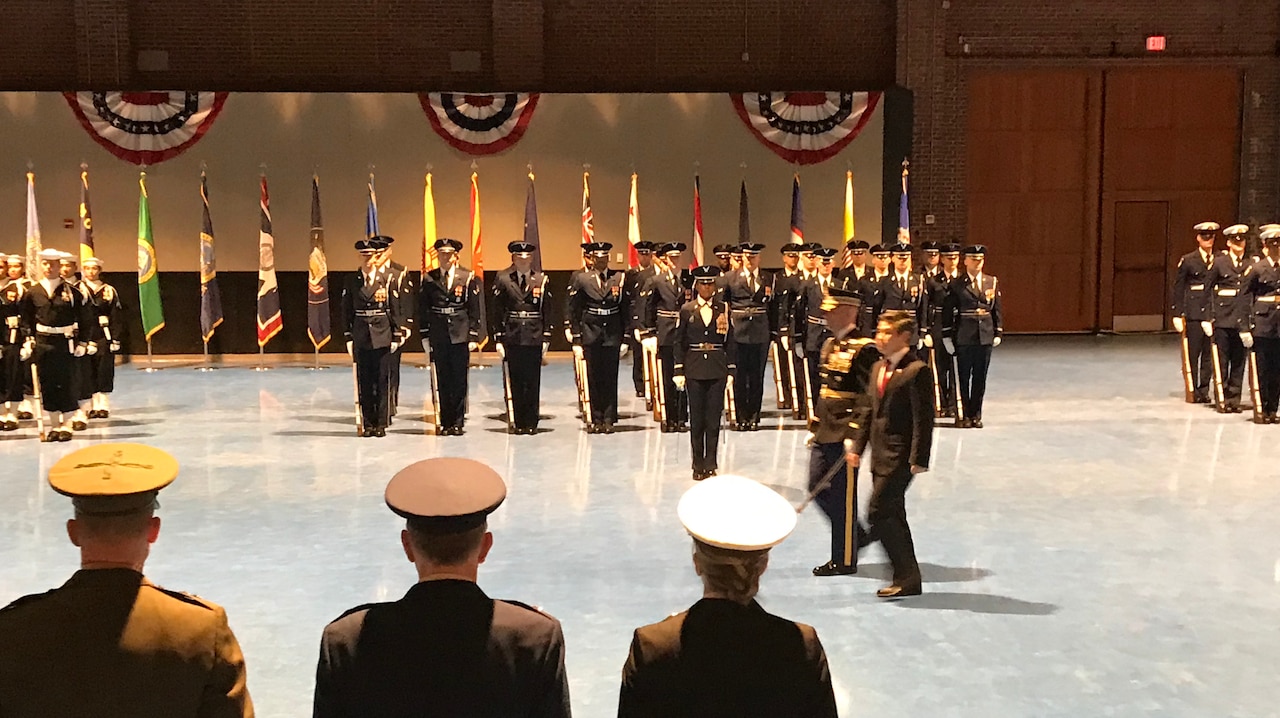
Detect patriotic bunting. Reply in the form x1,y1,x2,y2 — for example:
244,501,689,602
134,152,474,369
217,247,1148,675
419,93,539,156
731,92,880,166
64,91,228,166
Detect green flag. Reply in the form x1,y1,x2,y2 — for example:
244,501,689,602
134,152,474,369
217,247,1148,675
137,172,165,341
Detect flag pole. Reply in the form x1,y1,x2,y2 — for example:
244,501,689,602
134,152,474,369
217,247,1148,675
145,339,156,373
197,338,216,371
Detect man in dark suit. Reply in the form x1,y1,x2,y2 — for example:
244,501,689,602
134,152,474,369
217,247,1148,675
723,242,772,430
1206,224,1255,413
624,241,657,401
942,245,1003,428
849,309,935,598
1171,222,1219,404
0,443,254,717
418,238,482,435
674,266,736,480
492,242,551,435
314,457,570,718
641,243,690,433
619,475,836,717
1246,227,1280,422
344,239,402,438
567,241,627,434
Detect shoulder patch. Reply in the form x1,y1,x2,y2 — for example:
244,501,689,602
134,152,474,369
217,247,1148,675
0,588,56,615
498,598,555,620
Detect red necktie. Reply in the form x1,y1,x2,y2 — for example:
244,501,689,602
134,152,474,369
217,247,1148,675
879,365,893,396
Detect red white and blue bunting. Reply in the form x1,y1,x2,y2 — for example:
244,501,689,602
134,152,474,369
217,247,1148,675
63,91,228,166
418,92,539,156
730,92,880,166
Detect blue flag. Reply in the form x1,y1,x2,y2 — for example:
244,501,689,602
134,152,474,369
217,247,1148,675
366,174,379,239
199,171,224,343
898,161,911,243
307,177,331,349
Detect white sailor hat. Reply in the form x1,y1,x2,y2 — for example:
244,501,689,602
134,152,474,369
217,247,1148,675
38,248,62,261
82,256,102,268
677,475,796,552
1261,227,1280,242
1193,222,1220,233
1223,224,1250,240
58,251,76,262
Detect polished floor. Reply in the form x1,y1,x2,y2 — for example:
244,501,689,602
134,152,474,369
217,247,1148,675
2,336,1278,717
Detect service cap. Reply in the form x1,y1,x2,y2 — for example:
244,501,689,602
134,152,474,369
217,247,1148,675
355,239,379,254
890,242,913,255
385,457,507,534
370,235,396,248
659,242,687,257
1261,227,1280,242
507,241,535,255
434,238,464,253
82,256,103,268
963,245,987,256
845,239,870,251
581,241,612,256
1223,224,1249,240
940,243,962,255
869,243,889,256
1193,221,1220,233
738,243,765,255
821,283,863,310
59,252,76,262
39,248,62,261
633,241,655,254
815,247,838,261
920,241,940,252
690,265,722,283
677,475,796,552
712,244,734,257
780,244,802,255
49,443,179,516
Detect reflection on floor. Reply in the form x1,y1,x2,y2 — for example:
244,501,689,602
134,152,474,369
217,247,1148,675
2,336,1278,717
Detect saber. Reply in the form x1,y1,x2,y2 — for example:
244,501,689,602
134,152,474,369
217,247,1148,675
1178,327,1195,403
795,452,855,514
952,352,966,422
1209,340,1226,410
426,343,442,434
801,354,816,420
640,337,653,413
1248,348,1263,422
650,344,667,425
351,361,363,436
783,337,802,419
769,340,787,409
577,349,594,427
31,363,44,441
928,346,943,417
500,353,516,433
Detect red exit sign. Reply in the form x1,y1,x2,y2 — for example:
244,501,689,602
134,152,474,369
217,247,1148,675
1146,35,1167,52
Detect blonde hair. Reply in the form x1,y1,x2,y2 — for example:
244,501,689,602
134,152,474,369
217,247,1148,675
692,539,770,604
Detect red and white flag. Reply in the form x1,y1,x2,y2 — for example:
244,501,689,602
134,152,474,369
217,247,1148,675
691,175,705,270
627,173,641,268
581,171,595,246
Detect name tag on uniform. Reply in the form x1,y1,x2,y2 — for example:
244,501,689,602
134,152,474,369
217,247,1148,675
1189,284,1205,291
1217,288,1238,297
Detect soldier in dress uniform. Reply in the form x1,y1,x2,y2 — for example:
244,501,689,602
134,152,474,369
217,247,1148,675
624,240,658,400
4,254,35,421
641,243,690,433
492,241,551,435
920,240,942,278
942,245,1003,428
567,241,627,434
1246,227,1280,423
314,457,571,718
806,284,878,577
0,254,29,430
343,239,401,438
79,257,123,420
723,242,772,431
619,475,836,717
0,443,254,717
861,243,892,337
673,266,736,480
792,247,839,416
28,248,90,441
881,242,927,358
419,238,482,435
1204,224,1253,413
713,244,733,274
924,243,962,417
836,239,871,289
1171,222,1220,404
770,244,805,414
374,236,415,419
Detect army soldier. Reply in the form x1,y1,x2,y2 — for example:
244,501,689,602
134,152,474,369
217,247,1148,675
492,241,551,435
807,284,878,577
943,245,1003,428
881,242,926,357
1204,225,1253,413
861,243,892,338
419,238,482,435
771,244,805,413
712,244,733,274
28,248,89,441
723,242,772,430
924,243,962,417
0,443,254,716
343,239,401,438
673,266,736,480
0,256,29,430
1171,222,1220,404
314,457,571,718
624,240,658,400
79,257,123,420
793,247,839,415
619,475,836,717
1246,227,1280,422
642,243,690,433
920,240,942,278
568,241,627,434
836,239,871,288
374,236,415,419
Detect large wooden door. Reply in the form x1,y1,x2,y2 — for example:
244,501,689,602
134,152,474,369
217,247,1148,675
1111,201,1170,330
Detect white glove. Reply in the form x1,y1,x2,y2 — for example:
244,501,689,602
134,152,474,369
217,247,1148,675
1242,332,1254,349
346,340,354,358
86,342,99,355
633,329,642,342
641,336,657,352
542,342,549,358
780,336,790,351
1201,321,1214,337
109,341,120,353
794,342,805,358
1172,316,1186,333
917,338,925,349
943,338,955,354
923,334,934,349
619,343,629,358
992,337,1002,348
20,341,32,361
73,343,86,357
673,375,686,391
804,432,816,447
496,342,506,358
572,345,584,360
726,374,735,387
390,340,402,353
564,327,574,343
468,342,480,352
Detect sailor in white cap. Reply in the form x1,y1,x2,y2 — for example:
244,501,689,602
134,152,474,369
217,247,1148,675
1204,224,1253,412
0,252,29,430
2,253,35,421
28,247,89,440
1171,222,1221,404
0,443,254,716
78,256,123,420
56,251,93,431
314,457,570,717
619,475,836,716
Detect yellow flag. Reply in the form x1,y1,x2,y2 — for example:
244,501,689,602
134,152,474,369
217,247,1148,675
422,173,438,273
843,170,855,242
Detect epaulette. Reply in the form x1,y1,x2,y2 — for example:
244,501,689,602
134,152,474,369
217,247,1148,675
332,603,379,622
0,588,56,615
498,598,556,620
148,583,219,611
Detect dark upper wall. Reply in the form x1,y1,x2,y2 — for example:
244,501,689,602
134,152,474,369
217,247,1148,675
0,0,897,92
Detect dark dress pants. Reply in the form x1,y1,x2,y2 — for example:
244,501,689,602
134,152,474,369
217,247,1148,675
1214,329,1246,406
507,344,542,430
735,342,767,423
584,343,619,424
34,338,77,413
773,338,793,409
432,341,470,428
808,442,863,568
686,376,725,472
657,345,688,424
1253,336,1280,413
629,337,645,395
1186,327,1212,400
867,465,920,586
355,346,390,429
932,343,956,411
0,344,24,402
955,343,993,418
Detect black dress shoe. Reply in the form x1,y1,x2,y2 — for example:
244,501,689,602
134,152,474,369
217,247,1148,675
17,411,32,420
72,420,88,431
876,583,922,599
812,561,857,577
603,422,615,434
956,418,971,428
678,422,689,432
59,430,74,442
374,427,386,437
1,421,15,431
971,418,984,429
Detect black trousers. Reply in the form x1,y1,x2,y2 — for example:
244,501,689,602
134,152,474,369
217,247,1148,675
955,344,993,419
1186,327,1212,400
931,344,956,411
804,350,822,415
867,465,920,586
584,344,619,424
687,376,726,472
656,345,688,424
75,353,93,401
1213,329,1246,405
734,342,767,423
34,338,77,413
772,339,793,409
629,336,645,395
432,342,470,428
355,346,390,429
87,348,115,394
506,344,542,430
0,345,23,402
389,347,403,415
789,344,808,418
1254,336,1280,413
809,442,863,568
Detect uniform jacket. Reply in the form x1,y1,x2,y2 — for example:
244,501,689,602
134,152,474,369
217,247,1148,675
924,271,959,341
384,260,416,341
25,278,89,350
0,568,253,718
809,336,879,445
1246,256,1280,338
770,269,805,341
673,298,737,381
313,579,570,718
641,271,688,346
857,271,889,338
723,269,775,344
618,598,837,718
419,265,482,347
80,280,124,347
852,354,935,474
342,270,401,350
1171,249,1215,321
0,279,28,348
1205,253,1253,331
793,276,835,353
624,265,659,335
943,273,1003,346
492,267,551,346
568,268,626,347
878,271,927,342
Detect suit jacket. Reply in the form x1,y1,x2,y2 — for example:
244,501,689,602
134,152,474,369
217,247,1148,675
1206,253,1253,331
314,579,570,718
419,265,482,347
1171,249,1215,321
568,268,626,346
0,568,253,718
618,598,836,718
641,271,687,346
673,299,736,381
723,269,775,344
492,267,551,346
1246,257,1280,338
342,271,400,350
852,354,934,474
943,273,1003,346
